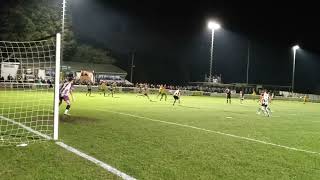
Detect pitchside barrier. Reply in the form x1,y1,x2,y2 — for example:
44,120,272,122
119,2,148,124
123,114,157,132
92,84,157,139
73,85,320,103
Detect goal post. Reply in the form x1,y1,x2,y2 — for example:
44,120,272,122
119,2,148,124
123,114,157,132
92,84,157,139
0,33,61,146
54,33,61,141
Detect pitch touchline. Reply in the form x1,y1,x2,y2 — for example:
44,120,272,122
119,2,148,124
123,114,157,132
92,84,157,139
96,109,320,156
0,116,136,180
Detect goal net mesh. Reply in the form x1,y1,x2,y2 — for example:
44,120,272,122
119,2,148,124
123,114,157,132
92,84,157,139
0,38,57,146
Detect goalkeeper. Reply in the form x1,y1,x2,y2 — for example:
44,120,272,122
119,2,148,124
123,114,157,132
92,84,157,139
59,78,75,116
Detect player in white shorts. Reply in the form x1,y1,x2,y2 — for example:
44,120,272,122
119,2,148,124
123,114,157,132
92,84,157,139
239,90,244,104
173,89,181,106
261,91,271,117
59,78,75,116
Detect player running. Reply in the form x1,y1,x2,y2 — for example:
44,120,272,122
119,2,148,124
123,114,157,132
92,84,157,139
86,81,92,96
303,94,308,104
137,84,151,101
257,90,271,117
225,88,231,104
59,78,75,116
136,83,144,96
173,89,181,106
157,85,163,98
159,85,167,101
108,82,116,97
239,90,244,104
100,81,107,97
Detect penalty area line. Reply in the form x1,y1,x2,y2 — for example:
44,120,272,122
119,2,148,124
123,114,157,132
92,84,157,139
97,109,320,156
56,142,136,180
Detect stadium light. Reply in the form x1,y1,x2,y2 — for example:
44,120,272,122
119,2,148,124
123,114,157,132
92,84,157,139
207,21,221,82
293,45,300,51
291,44,300,92
208,21,221,30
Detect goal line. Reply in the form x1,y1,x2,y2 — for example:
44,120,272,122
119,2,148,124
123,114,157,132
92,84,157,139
0,115,52,140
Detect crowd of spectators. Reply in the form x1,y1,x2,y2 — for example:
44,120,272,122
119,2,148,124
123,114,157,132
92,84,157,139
133,83,259,94
0,75,281,95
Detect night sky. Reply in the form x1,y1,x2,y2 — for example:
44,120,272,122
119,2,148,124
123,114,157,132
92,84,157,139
39,1,320,92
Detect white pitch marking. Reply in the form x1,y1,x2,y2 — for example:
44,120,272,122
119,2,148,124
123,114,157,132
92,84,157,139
226,117,233,119
0,116,135,180
16,143,28,147
56,142,136,180
0,116,52,140
97,109,320,156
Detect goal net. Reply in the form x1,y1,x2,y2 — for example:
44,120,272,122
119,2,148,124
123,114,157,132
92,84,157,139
0,34,60,146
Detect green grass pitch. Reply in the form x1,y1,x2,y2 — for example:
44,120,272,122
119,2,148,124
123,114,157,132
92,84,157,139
1,91,320,179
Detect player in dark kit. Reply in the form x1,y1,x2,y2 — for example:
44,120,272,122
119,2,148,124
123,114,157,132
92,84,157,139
140,84,151,101
226,88,231,104
239,90,244,104
108,82,116,97
86,82,92,96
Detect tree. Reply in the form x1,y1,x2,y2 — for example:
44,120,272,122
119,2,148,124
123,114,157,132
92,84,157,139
0,0,117,64
0,0,61,40
71,45,116,64
0,0,76,60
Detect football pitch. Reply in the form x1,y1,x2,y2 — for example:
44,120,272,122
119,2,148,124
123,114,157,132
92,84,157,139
1,92,320,179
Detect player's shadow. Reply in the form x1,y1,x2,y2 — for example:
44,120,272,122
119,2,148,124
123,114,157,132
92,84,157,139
149,100,157,102
59,115,97,124
178,105,201,109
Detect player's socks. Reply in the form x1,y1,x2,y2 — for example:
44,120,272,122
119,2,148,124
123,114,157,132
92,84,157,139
64,105,71,115
64,109,70,115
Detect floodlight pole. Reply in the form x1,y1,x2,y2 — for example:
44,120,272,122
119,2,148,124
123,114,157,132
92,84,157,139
292,48,297,92
207,21,220,82
209,29,215,82
61,0,66,63
246,40,250,84
130,51,135,83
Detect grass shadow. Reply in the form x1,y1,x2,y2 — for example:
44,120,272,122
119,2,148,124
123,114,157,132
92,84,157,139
178,105,201,109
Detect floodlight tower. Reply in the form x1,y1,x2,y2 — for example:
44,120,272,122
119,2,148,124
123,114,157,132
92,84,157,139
291,45,300,92
61,0,67,63
207,21,221,82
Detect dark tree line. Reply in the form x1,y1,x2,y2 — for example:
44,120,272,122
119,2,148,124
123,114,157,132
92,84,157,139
0,0,116,64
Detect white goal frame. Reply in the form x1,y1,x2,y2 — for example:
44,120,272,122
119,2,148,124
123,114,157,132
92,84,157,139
0,33,61,145
54,33,61,140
